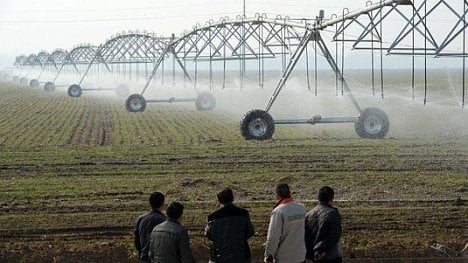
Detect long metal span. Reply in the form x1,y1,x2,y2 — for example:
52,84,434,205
96,32,168,64
65,32,170,98
123,15,318,113
317,0,413,30
171,15,311,61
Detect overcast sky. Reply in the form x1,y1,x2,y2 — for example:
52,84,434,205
0,1,376,64
0,0,464,69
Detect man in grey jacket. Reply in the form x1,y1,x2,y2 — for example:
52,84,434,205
134,192,166,263
305,186,343,263
149,202,196,263
264,183,307,263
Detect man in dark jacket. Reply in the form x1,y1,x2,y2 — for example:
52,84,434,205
205,188,255,263
134,192,166,263
149,202,196,263
305,186,343,263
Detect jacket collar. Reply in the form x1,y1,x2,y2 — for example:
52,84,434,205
274,197,295,208
221,202,234,207
151,209,164,215
319,201,338,210
166,218,181,224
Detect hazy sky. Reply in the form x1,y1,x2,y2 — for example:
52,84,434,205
0,0,464,69
0,1,372,62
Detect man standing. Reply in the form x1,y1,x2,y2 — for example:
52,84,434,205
305,186,343,263
134,192,166,263
205,188,255,263
264,183,307,263
149,202,196,263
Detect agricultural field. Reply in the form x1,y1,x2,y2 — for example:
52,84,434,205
0,79,466,262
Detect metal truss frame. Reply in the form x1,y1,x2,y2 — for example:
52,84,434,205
8,0,468,138
138,16,314,101
70,32,169,97
329,0,467,56
48,49,68,70
13,55,28,68
50,45,98,85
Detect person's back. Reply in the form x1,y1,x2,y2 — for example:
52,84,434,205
265,183,307,263
134,192,166,263
206,188,255,263
305,186,343,263
149,202,195,263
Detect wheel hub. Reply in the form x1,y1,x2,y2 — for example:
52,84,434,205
130,99,143,111
248,118,267,137
364,116,383,135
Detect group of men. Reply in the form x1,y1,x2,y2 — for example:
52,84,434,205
134,184,342,263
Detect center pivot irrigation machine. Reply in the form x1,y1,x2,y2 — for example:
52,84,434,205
6,0,468,140
239,0,468,140
122,0,468,140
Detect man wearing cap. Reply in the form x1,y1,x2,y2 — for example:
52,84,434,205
264,183,307,263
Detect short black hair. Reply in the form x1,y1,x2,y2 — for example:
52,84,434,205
149,192,165,209
318,186,335,203
166,202,184,219
217,188,234,204
276,183,291,198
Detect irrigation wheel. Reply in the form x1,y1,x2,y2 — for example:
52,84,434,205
19,77,28,85
126,94,146,112
195,92,216,111
44,82,55,92
29,79,39,88
354,107,390,139
240,109,275,140
68,84,82,97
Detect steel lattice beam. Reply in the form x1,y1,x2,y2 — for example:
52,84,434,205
13,55,27,67
171,17,311,61
65,45,98,65
327,0,468,57
95,33,168,64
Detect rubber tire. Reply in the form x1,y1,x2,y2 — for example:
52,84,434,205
126,94,146,112
13,76,20,83
240,109,275,140
29,79,39,88
68,84,82,97
3,74,10,80
20,77,28,85
354,107,390,139
195,92,216,111
116,84,130,98
44,82,55,92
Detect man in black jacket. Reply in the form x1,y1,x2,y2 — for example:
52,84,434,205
205,188,255,263
134,192,166,263
305,186,343,263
